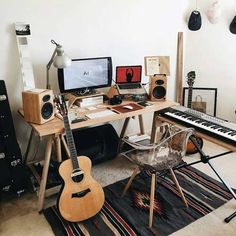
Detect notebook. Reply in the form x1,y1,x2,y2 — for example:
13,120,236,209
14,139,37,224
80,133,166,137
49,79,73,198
115,66,147,95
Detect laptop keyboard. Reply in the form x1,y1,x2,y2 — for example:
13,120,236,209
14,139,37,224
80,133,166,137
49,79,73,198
118,84,142,89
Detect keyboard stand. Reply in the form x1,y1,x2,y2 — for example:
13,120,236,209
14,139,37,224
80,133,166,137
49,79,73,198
172,135,236,222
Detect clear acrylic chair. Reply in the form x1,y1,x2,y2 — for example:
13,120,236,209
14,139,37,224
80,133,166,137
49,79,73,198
120,125,195,228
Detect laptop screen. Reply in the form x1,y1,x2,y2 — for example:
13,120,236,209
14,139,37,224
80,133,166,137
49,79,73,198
116,66,142,84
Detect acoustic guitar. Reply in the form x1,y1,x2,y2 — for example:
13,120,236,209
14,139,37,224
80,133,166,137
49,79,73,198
55,95,105,222
186,71,204,154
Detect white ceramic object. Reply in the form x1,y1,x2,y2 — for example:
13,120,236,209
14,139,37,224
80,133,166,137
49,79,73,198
206,1,222,24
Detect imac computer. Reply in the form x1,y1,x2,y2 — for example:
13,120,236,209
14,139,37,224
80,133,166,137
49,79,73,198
58,57,112,95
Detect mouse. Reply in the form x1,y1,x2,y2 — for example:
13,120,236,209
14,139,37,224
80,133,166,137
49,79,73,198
123,105,133,110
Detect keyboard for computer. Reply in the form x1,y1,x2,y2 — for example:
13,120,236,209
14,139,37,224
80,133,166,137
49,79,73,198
118,84,141,89
86,109,116,119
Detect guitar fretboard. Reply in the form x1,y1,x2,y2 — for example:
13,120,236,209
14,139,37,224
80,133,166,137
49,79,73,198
63,116,79,170
187,86,193,108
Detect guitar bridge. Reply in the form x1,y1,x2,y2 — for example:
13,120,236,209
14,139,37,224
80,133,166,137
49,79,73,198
72,188,91,198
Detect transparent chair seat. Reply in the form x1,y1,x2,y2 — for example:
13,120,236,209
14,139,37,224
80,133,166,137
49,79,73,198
121,126,195,172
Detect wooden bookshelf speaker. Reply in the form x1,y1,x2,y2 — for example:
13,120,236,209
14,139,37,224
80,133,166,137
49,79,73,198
22,89,54,124
149,74,167,101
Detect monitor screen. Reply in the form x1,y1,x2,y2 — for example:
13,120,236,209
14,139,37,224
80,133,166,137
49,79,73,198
58,57,112,93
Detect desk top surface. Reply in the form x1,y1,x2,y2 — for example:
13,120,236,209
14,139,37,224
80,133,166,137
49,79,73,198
21,100,178,137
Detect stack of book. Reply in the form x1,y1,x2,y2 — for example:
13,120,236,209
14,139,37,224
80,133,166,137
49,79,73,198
75,95,104,107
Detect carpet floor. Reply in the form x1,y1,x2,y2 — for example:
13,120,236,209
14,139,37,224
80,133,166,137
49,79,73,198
43,166,234,236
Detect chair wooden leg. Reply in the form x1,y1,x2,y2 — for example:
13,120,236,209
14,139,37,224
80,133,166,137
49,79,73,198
169,168,188,208
149,173,156,228
121,167,140,197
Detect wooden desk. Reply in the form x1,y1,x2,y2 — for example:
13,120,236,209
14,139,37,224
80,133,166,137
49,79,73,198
22,100,177,212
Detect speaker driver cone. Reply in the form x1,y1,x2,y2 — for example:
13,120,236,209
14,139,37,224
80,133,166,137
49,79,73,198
41,103,53,119
152,86,166,99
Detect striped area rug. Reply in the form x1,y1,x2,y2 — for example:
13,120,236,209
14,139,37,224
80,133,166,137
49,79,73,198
43,166,234,236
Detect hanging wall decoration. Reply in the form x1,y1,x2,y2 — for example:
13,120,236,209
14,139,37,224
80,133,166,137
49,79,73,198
229,0,236,34
230,16,236,34
188,0,202,31
15,22,35,91
206,1,222,24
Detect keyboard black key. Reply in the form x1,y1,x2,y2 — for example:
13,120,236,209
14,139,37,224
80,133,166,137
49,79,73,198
201,122,213,127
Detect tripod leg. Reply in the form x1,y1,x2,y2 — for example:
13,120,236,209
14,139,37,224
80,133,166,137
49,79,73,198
225,211,236,223
189,135,236,223
189,136,236,199
208,160,236,200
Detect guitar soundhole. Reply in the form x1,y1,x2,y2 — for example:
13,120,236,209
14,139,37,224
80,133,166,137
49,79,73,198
71,169,84,183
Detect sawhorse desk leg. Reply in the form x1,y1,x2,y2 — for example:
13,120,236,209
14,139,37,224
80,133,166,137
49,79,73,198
118,115,145,151
120,115,145,140
150,111,160,143
120,117,131,139
118,117,130,151
23,128,34,165
38,135,53,213
150,112,167,143
54,134,62,163
138,115,145,135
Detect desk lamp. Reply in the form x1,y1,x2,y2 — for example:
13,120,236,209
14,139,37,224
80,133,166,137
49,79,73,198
46,39,71,89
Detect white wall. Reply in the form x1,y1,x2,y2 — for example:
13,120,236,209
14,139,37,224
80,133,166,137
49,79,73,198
0,0,187,154
185,0,236,122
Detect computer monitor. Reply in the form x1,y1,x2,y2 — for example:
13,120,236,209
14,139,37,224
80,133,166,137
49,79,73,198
58,57,112,95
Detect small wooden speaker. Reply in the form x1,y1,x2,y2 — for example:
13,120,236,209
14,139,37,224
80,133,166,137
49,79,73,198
22,89,54,124
149,74,167,101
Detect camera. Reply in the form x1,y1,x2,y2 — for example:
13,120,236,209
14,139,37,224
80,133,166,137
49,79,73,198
109,95,122,105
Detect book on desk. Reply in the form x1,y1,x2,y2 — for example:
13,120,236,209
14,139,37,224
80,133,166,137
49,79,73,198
74,95,104,107
66,92,105,108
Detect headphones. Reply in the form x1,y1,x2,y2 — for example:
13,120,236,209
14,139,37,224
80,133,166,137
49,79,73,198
109,95,122,105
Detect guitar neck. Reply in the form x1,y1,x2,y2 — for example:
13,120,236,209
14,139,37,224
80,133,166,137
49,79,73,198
63,116,79,170
187,86,193,108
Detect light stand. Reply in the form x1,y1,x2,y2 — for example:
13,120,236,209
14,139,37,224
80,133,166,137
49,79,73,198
46,39,71,89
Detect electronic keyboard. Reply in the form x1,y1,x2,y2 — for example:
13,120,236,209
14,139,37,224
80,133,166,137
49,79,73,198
158,105,236,145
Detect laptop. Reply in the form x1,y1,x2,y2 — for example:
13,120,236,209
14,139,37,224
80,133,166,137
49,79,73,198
115,65,147,95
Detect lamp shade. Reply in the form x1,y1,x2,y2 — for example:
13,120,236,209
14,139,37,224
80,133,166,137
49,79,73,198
46,40,71,89
53,46,71,68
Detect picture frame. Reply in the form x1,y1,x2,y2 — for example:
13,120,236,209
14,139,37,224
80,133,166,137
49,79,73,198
144,56,170,76
182,87,217,116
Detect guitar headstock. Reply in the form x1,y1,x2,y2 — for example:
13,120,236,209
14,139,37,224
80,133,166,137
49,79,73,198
186,71,196,87
54,95,68,117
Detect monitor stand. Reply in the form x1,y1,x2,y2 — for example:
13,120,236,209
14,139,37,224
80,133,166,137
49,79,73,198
67,89,104,109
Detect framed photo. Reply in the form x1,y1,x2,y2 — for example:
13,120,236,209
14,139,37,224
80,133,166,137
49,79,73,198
144,56,170,76
182,87,217,116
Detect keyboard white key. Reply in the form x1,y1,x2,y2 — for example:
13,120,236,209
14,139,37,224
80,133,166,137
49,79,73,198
165,111,236,142
86,109,116,119
161,106,236,144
